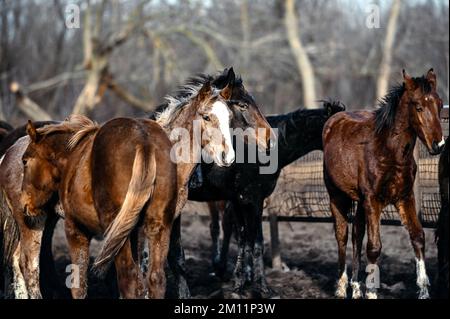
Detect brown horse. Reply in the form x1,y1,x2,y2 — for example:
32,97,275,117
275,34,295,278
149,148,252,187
0,135,62,299
20,81,235,299
323,69,444,299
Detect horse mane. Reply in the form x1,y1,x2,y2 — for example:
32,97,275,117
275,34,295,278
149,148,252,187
375,76,433,134
36,114,99,149
155,69,243,127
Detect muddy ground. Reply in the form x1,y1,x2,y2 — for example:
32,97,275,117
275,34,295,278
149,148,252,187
49,201,439,299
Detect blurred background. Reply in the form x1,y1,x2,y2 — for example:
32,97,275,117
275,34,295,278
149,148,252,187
0,0,448,126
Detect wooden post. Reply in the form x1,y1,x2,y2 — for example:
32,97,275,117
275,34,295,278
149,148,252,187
413,143,422,217
269,211,282,270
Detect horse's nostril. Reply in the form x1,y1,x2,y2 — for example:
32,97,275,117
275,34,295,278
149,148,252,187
222,151,227,162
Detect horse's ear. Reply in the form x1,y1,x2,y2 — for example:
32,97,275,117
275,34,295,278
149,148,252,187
197,81,212,101
426,68,437,90
220,83,233,100
26,120,39,143
226,67,236,85
402,69,415,91
219,67,235,100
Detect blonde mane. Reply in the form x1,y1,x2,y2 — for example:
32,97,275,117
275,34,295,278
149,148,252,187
36,114,99,150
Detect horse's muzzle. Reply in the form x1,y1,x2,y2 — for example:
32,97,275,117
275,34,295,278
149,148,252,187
430,138,445,155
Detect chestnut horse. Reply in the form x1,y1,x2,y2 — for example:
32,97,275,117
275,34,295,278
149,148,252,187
323,69,445,299
0,122,63,299
20,81,235,299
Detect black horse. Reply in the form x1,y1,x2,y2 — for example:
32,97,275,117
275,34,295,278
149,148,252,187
0,121,14,146
436,136,449,298
169,100,345,298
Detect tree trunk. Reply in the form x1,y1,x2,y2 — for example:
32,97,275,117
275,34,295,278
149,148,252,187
376,0,401,101
284,0,317,109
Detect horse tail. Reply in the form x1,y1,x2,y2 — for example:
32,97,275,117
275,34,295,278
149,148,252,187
0,189,20,280
92,145,156,277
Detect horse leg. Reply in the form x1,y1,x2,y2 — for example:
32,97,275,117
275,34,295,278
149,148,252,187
251,203,274,298
230,201,247,296
208,201,221,273
18,215,48,299
65,218,90,299
395,195,430,299
113,238,144,298
146,218,172,299
167,215,190,298
11,243,28,299
351,203,365,299
39,213,62,298
330,195,351,298
364,197,382,299
216,201,233,278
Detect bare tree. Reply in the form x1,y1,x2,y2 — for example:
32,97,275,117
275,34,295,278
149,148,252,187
376,0,402,101
284,0,317,108
72,1,153,115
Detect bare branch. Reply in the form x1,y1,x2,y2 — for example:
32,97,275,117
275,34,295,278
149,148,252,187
10,82,52,121
376,0,402,100
107,75,154,111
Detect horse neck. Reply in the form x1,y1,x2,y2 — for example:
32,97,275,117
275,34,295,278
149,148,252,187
377,96,417,162
276,109,326,169
165,104,201,190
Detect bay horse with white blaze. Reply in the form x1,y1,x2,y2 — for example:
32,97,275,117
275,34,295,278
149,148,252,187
21,80,235,299
323,69,445,299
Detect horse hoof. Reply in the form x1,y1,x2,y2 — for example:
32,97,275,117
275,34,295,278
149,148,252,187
418,289,430,299
365,291,378,299
259,285,277,299
351,281,363,299
335,284,347,299
230,289,246,299
335,289,347,299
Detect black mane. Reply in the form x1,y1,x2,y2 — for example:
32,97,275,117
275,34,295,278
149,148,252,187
148,69,243,120
375,76,433,134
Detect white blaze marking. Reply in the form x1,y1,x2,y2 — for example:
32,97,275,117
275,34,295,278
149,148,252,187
211,101,235,165
438,137,445,148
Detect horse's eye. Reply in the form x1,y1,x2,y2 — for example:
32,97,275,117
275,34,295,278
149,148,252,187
202,115,210,122
416,106,424,112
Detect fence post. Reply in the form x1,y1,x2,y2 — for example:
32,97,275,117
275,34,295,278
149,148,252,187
269,211,282,270
414,143,422,217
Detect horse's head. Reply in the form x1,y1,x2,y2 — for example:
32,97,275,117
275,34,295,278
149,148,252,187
21,121,60,216
193,80,235,167
214,67,276,150
403,69,445,155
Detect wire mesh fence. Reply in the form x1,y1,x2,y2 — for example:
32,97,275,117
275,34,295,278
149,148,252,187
264,112,448,228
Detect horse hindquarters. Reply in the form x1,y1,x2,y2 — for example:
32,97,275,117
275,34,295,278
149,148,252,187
92,146,157,296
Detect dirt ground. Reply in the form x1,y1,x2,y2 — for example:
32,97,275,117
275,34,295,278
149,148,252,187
51,205,439,299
